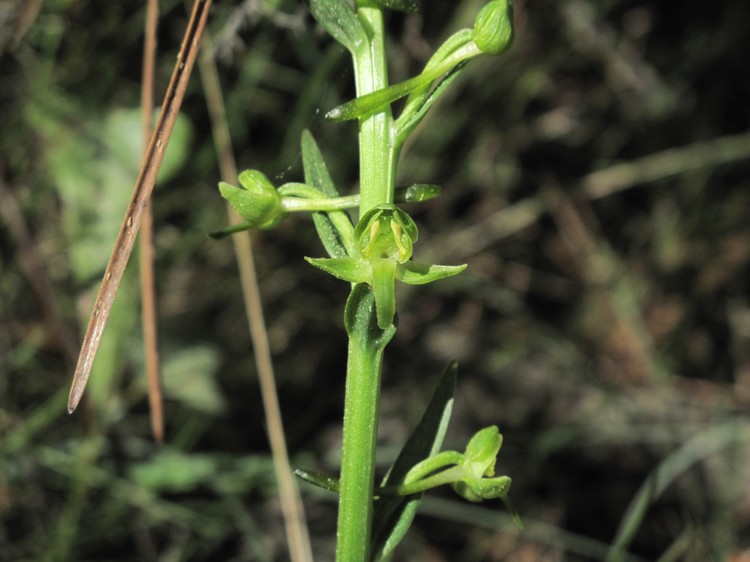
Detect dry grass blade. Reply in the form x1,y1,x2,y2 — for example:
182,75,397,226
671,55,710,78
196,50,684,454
67,0,214,414
197,32,314,562
139,0,164,442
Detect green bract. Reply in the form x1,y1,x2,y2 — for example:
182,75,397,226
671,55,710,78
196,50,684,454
309,0,367,56
306,205,466,329
326,0,514,125
218,170,286,229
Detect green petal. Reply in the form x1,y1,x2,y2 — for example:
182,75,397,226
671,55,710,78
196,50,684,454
396,262,467,285
371,259,398,329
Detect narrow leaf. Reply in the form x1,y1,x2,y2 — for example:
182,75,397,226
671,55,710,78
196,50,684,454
326,34,477,122
301,129,356,257
394,62,467,149
327,71,435,122
315,212,356,258
294,468,340,493
301,129,339,197
400,29,474,112
371,362,458,560
309,0,367,54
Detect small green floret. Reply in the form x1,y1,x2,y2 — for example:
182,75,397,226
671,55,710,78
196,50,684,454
218,170,286,229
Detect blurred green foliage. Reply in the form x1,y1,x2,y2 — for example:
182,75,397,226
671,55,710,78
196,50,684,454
1,0,750,560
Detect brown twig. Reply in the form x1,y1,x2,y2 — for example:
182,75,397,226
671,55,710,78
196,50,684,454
68,0,214,414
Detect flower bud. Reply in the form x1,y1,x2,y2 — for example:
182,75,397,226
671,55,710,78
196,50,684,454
472,0,514,56
219,170,286,229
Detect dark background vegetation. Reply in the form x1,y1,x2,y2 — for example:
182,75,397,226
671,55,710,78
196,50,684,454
2,0,750,560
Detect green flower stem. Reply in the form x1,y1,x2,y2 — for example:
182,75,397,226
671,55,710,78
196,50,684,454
397,465,466,496
353,2,396,214
281,194,360,212
337,285,396,561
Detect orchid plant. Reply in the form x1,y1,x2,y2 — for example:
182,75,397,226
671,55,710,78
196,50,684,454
216,1,517,559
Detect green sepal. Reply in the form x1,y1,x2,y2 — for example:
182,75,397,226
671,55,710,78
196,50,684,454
396,262,467,284
373,0,422,13
472,0,514,56
294,468,340,494
309,0,367,55
304,257,371,284
218,170,286,229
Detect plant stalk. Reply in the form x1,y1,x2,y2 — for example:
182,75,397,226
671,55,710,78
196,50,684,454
337,286,395,561
354,2,396,214
335,4,399,560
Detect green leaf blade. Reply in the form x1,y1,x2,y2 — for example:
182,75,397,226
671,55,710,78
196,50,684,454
371,362,458,561
309,0,367,54
301,129,339,197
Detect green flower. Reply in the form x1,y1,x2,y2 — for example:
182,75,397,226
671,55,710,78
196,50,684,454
219,170,286,229
451,425,511,502
306,204,466,329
